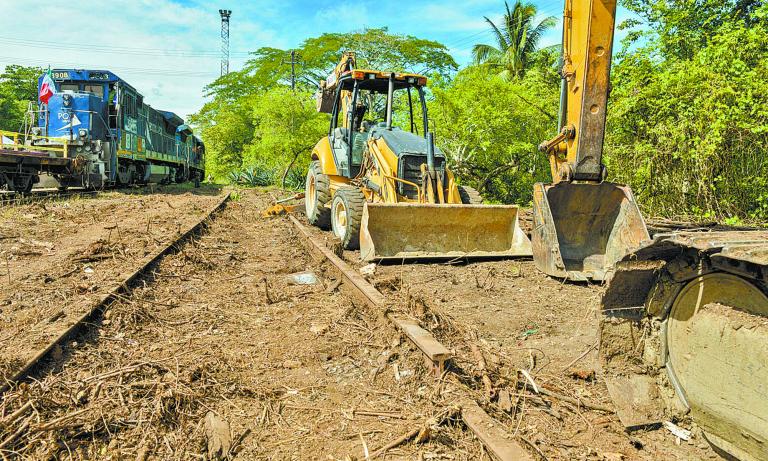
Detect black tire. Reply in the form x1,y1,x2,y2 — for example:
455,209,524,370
305,160,331,229
458,185,484,204
331,187,366,250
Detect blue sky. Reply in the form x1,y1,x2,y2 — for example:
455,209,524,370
0,0,637,117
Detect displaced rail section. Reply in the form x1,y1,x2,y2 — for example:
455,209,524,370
290,213,534,461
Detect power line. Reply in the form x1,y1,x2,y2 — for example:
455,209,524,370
0,35,251,58
282,50,301,90
0,56,219,78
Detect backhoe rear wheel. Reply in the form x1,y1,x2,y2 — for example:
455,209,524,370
305,160,331,229
458,185,483,204
331,187,365,250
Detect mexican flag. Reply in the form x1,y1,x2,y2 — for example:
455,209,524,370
39,69,56,104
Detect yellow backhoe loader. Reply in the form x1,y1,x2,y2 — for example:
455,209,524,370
305,53,531,261
542,1,768,460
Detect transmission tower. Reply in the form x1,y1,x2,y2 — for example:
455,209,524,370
219,9,232,76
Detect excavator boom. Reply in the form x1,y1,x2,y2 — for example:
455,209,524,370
534,0,649,281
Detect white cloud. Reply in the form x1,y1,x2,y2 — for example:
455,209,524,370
0,0,639,120
0,0,280,118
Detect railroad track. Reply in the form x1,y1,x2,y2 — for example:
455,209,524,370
288,214,536,461
0,191,231,394
0,183,183,206
0,188,100,206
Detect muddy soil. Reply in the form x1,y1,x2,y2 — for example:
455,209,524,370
299,209,719,461
0,185,223,382
1,189,482,460
0,188,720,460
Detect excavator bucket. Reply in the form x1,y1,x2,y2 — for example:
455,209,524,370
531,182,649,281
359,203,532,262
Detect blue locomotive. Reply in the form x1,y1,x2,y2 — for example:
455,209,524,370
0,69,204,192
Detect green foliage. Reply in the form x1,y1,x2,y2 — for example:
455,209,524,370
243,87,327,176
189,96,255,180
429,64,556,205
203,27,457,98
228,165,275,187
193,28,455,185
472,1,557,80
621,0,761,59
191,87,326,184
607,3,768,220
284,167,306,190
0,65,43,132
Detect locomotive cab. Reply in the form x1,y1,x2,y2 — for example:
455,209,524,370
18,68,205,191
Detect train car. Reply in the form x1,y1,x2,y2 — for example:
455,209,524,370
0,69,204,192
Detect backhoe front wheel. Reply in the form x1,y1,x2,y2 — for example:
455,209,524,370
331,187,366,250
305,161,331,229
458,185,484,204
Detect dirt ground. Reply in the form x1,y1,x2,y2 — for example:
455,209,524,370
0,185,223,383
0,188,720,460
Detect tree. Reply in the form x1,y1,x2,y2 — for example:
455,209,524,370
606,3,768,220
192,28,458,183
243,88,328,184
202,27,458,100
621,0,763,60
0,65,43,132
429,64,557,205
471,1,557,80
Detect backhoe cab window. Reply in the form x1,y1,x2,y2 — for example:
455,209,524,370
330,77,428,178
353,85,425,135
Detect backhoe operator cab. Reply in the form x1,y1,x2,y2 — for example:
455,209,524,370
318,67,439,197
306,53,531,261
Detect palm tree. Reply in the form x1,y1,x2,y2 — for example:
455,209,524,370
472,1,557,79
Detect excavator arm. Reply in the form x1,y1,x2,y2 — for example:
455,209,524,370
532,0,649,281
538,3,768,459
541,0,615,183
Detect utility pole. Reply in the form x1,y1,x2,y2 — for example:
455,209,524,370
219,9,232,76
283,50,300,90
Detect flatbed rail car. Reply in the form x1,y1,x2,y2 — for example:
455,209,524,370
0,69,204,193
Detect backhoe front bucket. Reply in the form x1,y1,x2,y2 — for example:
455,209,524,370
532,182,649,281
360,203,532,262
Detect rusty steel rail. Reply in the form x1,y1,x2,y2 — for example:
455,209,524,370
287,214,531,461
0,191,231,394
0,188,99,206
288,215,451,373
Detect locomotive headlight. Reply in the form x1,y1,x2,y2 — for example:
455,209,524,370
62,94,73,107
78,128,88,138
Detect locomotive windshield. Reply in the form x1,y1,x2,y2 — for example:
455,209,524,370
56,81,106,100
